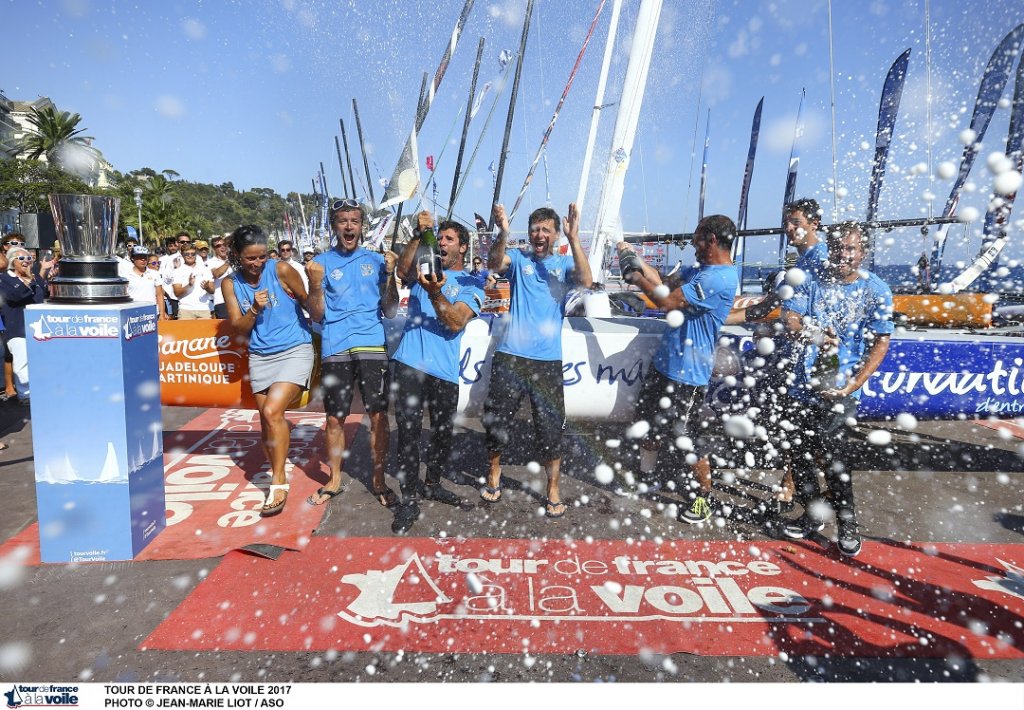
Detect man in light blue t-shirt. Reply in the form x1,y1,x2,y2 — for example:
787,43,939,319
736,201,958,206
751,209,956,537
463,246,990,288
481,202,593,518
779,222,892,558
616,215,739,525
306,200,400,509
389,211,484,534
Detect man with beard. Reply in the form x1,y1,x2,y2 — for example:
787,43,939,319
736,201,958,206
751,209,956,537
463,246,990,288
616,215,739,525
780,222,893,557
389,211,485,533
481,202,592,518
306,199,400,508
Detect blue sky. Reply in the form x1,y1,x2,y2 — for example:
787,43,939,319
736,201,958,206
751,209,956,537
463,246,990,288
4,0,1023,269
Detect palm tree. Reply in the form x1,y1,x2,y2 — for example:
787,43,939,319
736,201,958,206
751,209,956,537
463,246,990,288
18,106,99,168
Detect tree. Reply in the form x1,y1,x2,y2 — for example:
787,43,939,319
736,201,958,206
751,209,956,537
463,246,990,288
0,158,92,213
17,106,100,169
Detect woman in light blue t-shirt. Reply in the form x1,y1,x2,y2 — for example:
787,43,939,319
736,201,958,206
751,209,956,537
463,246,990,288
222,226,314,517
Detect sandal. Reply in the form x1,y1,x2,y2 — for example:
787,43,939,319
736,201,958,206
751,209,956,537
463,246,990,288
480,485,503,504
544,498,566,519
260,484,289,516
307,484,346,506
372,485,400,509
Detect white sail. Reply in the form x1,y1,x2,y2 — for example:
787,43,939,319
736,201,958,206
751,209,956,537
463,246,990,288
587,0,663,284
150,426,162,463
96,442,123,483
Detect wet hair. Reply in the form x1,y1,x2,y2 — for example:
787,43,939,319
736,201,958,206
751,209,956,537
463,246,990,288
784,198,823,225
438,220,470,247
695,214,736,251
528,207,561,233
826,220,871,251
228,225,268,268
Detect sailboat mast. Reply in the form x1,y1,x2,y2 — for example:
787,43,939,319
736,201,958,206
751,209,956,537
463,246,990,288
587,0,664,283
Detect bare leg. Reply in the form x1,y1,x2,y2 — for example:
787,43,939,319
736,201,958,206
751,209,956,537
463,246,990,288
256,382,302,508
368,411,390,493
312,414,347,504
4,360,14,398
482,451,502,502
692,455,713,494
544,458,565,515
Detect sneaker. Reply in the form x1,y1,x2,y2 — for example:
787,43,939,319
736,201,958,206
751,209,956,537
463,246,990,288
782,512,826,540
836,517,863,558
421,482,465,507
678,494,714,524
391,501,421,535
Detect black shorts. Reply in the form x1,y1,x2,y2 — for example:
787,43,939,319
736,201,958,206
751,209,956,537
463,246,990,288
634,369,706,451
483,351,565,461
321,357,389,418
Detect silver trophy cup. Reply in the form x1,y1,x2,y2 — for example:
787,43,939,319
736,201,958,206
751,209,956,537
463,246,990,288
47,194,129,303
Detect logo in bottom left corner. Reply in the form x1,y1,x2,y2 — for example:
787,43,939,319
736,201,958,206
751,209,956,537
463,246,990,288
6,684,79,708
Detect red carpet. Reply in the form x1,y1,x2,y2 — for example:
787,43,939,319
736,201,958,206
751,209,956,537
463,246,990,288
3,408,361,563
142,536,1024,658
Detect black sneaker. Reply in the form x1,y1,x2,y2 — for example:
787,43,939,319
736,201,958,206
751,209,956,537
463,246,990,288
836,517,863,558
678,494,716,524
782,512,826,540
421,482,465,507
391,501,421,534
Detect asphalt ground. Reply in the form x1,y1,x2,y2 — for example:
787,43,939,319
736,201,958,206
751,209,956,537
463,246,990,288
0,398,1022,684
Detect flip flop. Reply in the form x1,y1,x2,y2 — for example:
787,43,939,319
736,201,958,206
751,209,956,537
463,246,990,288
372,486,400,509
544,498,566,519
307,484,346,506
480,485,503,504
260,484,289,516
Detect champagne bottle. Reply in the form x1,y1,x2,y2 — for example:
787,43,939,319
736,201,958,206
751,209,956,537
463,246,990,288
418,224,443,277
813,335,840,391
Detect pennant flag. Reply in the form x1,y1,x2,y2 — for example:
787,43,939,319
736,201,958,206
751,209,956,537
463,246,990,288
426,155,435,172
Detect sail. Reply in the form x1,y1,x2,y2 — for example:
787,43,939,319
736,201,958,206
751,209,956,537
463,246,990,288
96,442,122,483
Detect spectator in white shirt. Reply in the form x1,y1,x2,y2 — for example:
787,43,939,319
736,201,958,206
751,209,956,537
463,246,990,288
160,234,190,318
125,246,167,318
206,236,234,319
172,244,215,319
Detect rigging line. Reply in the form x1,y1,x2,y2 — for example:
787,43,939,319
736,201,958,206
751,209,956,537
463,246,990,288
681,0,715,233
637,127,651,232
827,0,839,222
924,0,934,220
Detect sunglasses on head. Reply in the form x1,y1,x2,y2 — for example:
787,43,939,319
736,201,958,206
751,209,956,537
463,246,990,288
331,198,359,211
5,240,24,247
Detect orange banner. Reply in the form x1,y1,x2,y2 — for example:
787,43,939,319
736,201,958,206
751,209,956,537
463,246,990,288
158,320,317,408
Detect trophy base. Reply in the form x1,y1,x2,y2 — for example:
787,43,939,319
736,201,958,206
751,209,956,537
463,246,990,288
48,279,131,304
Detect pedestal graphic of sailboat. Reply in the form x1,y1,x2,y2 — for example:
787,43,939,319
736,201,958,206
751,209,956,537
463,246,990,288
95,442,124,483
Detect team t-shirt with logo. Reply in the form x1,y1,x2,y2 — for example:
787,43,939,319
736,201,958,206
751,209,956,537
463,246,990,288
125,268,161,305
394,270,484,383
313,246,388,357
496,249,576,362
653,263,739,387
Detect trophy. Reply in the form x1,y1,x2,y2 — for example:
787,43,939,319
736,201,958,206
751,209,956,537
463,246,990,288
47,194,129,303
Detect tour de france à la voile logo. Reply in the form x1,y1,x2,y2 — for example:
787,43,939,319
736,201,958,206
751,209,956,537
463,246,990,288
5,684,79,708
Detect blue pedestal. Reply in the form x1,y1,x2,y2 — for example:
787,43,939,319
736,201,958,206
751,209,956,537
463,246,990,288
26,303,165,562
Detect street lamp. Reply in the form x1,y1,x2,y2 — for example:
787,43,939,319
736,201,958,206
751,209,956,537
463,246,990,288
133,187,143,245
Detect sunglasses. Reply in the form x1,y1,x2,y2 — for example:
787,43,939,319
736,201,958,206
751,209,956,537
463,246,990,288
14,255,34,263
148,260,160,266
5,240,25,247
183,251,197,257
178,240,191,245
331,198,359,210
279,246,292,252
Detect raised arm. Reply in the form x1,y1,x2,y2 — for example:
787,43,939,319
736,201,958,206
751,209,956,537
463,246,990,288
304,260,326,323
616,242,689,312
487,203,513,274
380,251,400,319
419,271,476,333
563,202,593,288
397,210,432,284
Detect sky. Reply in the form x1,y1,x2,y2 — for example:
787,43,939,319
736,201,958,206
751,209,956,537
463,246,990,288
4,0,1024,270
